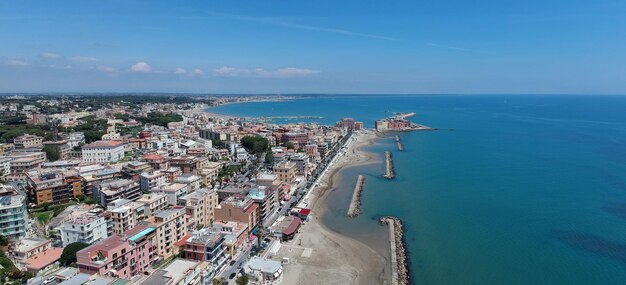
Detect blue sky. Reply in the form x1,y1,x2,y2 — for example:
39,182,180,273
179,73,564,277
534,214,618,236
1,0,626,94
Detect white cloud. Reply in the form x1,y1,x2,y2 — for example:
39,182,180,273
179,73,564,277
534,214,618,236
130,62,151,73
174,67,187,74
192,68,204,76
213,66,320,78
71,56,98,62
97,65,116,72
7,59,28,66
41,52,62,59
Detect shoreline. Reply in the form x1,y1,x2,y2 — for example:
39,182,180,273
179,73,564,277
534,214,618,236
280,130,391,285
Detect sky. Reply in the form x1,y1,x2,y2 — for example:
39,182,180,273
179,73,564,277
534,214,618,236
1,0,626,94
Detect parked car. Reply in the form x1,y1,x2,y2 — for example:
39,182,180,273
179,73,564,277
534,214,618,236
229,273,237,279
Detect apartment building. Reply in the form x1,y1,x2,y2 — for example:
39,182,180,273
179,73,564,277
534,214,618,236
60,214,108,246
198,162,221,186
174,174,202,192
65,132,85,148
211,221,249,257
152,183,190,206
183,229,227,278
94,179,141,206
214,195,260,233
273,161,296,184
76,165,122,196
122,161,152,181
180,188,218,228
81,140,125,163
13,134,44,149
108,200,145,235
7,152,46,175
0,185,27,237
137,258,206,285
137,193,169,217
248,187,277,222
26,169,81,205
146,207,186,258
143,154,168,171
140,171,168,191
169,156,207,175
76,225,158,279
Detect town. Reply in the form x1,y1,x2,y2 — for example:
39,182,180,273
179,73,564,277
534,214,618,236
0,94,368,285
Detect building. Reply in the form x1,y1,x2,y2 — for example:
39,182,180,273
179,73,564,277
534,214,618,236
248,187,277,222
122,161,152,181
60,214,108,246
66,132,85,148
289,153,309,176
146,207,186,258
0,185,27,237
214,195,260,233
153,183,190,206
242,257,283,285
183,229,227,279
336,117,364,131
137,258,206,285
42,140,71,160
76,165,122,196
108,200,145,235
137,193,169,217
94,179,142,207
211,221,249,258
13,238,52,268
180,188,218,228
26,169,81,205
13,134,44,149
76,225,158,279
7,152,46,175
81,140,125,163
273,161,296,184
143,154,168,171
198,162,221,186
271,216,302,241
174,174,201,192
169,156,207,175
140,171,168,191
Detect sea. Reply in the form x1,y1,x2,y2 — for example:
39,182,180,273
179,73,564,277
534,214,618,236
209,95,626,285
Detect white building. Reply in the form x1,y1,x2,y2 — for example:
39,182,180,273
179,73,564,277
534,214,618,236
140,171,168,191
0,185,28,237
66,132,85,148
174,174,201,192
59,214,108,246
81,140,125,163
243,257,283,285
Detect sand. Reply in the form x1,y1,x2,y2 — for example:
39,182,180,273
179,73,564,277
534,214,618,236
277,130,391,285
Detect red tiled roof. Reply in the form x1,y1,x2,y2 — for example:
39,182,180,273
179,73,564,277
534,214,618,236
24,247,63,271
174,234,191,247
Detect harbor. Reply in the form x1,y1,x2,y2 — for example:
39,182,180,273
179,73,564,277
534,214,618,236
347,175,366,217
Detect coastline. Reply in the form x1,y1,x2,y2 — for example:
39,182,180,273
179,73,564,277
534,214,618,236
280,130,392,285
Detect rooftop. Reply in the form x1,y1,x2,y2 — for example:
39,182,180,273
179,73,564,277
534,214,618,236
244,257,282,274
24,247,63,271
83,140,124,148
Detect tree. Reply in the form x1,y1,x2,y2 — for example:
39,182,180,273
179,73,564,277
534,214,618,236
212,277,226,285
264,151,274,165
59,242,89,266
0,235,8,246
235,275,249,285
211,139,227,149
282,141,295,150
240,136,269,155
42,144,60,161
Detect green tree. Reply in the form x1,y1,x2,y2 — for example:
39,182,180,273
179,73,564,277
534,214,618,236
264,151,274,165
211,139,226,149
212,277,226,285
0,235,8,246
59,242,89,266
240,136,269,155
42,144,60,161
282,141,295,150
235,275,249,285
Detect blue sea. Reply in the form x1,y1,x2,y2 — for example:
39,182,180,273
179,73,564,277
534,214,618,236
210,95,626,285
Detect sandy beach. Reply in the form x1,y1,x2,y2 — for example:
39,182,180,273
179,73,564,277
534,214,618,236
276,130,391,285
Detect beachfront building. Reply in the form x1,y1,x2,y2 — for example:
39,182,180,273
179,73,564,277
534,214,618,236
13,134,44,149
271,216,302,241
248,187,277,222
146,207,187,258
81,140,125,163
76,225,158,279
93,179,141,207
184,229,227,277
274,161,296,184
242,257,284,285
0,185,27,237
59,214,109,246
214,195,260,233
180,188,218,228
137,258,206,285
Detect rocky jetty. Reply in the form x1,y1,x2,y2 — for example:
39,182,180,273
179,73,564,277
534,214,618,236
347,175,366,217
380,216,410,285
